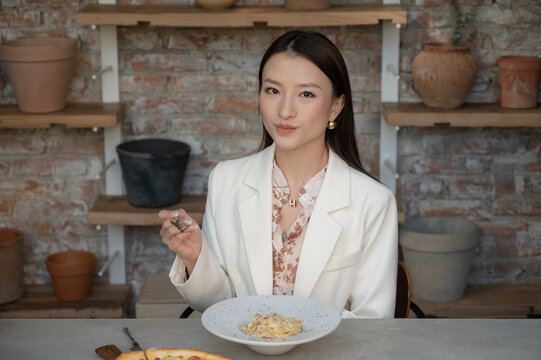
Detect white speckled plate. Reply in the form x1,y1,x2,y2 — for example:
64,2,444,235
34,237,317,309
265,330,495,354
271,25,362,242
201,295,341,355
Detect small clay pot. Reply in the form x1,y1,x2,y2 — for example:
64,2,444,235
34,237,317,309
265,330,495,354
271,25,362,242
498,56,541,109
0,37,76,113
0,228,24,304
195,0,235,10
45,250,95,302
285,0,330,10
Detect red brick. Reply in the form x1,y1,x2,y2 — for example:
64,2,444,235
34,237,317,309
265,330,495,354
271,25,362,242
212,54,261,72
129,97,205,115
47,136,103,155
351,96,365,113
0,137,46,155
0,161,7,175
204,135,260,156
25,0,77,5
132,53,207,72
327,31,381,50
350,75,381,93
407,199,483,217
170,116,247,134
43,9,76,26
208,96,258,114
341,51,376,73
120,75,167,93
166,32,242,51
170,74,246,93
401,29,453,50
0,10,40,27
53,159,87,177
123,115,167,135
407,10,450,29
0,201,11,213
493,199,541,216
118,29,163,51
11,159,55,176
243,30,282,52
478,237,519,257
447,136,523,155
477,218,528,238
398,176,444,195
493,29,541,50
13,196,86,218
449,177,493,198
470,257,523,280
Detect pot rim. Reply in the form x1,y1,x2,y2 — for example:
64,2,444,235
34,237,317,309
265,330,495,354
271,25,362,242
498,55,541,71
421,42,471,52
0,37,77,62
0,227,23,246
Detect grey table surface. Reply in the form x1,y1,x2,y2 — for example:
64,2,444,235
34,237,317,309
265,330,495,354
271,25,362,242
1,318,540,359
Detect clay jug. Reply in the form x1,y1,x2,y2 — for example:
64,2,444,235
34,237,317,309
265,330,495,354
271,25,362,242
412,43,477,109
498,56,541,109
0,228,24,304
46,250,95,302
0,37,76,113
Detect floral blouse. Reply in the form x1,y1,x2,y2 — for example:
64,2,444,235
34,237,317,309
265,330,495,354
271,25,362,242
271,160,327,295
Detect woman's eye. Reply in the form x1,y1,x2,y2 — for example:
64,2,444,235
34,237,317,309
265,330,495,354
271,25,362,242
300,91,314,98
265,87,279,95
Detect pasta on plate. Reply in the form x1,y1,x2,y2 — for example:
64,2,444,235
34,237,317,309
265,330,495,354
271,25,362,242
241,313,303,339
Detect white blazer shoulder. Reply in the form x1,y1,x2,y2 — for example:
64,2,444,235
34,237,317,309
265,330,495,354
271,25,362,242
170,144,398,318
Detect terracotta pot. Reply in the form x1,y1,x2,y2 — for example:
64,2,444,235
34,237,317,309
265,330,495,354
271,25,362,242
0,228,24,304
412,43,477,109
195,0,235,9
0,37,76,113
45,250,95,302
285,0,330,10
498,56,541,109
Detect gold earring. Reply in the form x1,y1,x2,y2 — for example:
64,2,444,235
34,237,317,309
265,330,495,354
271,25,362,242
327,120,336,130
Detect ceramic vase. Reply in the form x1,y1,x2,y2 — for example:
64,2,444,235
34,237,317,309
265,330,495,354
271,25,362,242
498,56,541,109
0,228,24,304
412,43,477,109
0,37,76,113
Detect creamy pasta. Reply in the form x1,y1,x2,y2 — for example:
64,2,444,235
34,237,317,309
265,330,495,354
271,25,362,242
241,313,303,339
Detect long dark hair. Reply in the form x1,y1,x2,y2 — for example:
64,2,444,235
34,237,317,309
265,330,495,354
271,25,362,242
257,30,370,177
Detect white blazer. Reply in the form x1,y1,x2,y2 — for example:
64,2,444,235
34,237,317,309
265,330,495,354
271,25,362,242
170,144,398,318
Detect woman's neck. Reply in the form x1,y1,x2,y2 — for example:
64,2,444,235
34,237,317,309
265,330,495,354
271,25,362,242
274,141,329,194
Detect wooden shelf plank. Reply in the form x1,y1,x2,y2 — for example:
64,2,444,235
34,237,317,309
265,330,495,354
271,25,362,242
0,102,125,129
0,284,131,319
89,194,402,226
411,284,541,318
383,102,541,127
76,4,407,27
88,195,206,226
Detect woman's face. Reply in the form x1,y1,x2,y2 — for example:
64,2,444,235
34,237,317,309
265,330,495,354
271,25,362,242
259,52,344,153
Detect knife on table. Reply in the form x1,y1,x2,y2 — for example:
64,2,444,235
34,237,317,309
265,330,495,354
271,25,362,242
123,327,149,360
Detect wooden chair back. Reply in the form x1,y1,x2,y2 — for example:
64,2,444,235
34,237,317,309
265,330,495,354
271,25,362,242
395,261,412,318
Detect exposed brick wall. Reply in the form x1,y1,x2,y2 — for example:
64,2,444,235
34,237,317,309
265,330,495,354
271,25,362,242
0,0,540,315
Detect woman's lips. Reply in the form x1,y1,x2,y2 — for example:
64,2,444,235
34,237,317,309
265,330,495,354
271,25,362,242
276,124,296,134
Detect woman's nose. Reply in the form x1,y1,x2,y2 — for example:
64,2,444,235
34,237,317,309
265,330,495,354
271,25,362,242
278,95,296,119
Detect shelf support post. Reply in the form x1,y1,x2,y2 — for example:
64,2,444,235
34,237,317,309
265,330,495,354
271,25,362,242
379,0,401,194
99,0,125,284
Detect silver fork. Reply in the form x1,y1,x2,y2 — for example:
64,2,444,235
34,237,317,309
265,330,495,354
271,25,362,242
170,217,190,232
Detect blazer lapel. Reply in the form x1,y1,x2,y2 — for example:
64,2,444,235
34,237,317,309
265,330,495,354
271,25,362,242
238,144,275,295
294,150,351,297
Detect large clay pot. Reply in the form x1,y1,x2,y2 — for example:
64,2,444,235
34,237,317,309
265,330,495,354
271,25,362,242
412,43,477,109
399,217,478,302
0,37,76,113
285,0,330,10
0,228,24,304
498,56,541,109
195,0,235,9
46,250,95,302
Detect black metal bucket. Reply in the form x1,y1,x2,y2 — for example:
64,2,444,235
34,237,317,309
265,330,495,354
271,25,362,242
116,139,191,208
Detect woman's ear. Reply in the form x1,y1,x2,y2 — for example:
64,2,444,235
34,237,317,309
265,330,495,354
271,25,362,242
331,94,345,121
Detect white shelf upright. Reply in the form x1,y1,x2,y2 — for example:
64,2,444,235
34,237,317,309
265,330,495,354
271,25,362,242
379,0,401,194
98,0,125,284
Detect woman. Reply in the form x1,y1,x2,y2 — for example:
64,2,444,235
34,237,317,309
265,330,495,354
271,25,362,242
159,30,397,318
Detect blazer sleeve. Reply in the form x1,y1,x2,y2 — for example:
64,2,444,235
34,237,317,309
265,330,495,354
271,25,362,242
343,189,398,319
169,161,236,312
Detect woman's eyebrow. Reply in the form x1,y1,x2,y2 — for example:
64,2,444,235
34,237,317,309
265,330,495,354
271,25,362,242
263,78,322,89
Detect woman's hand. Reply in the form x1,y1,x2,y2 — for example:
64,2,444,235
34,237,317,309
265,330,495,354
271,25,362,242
159,209,202,276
